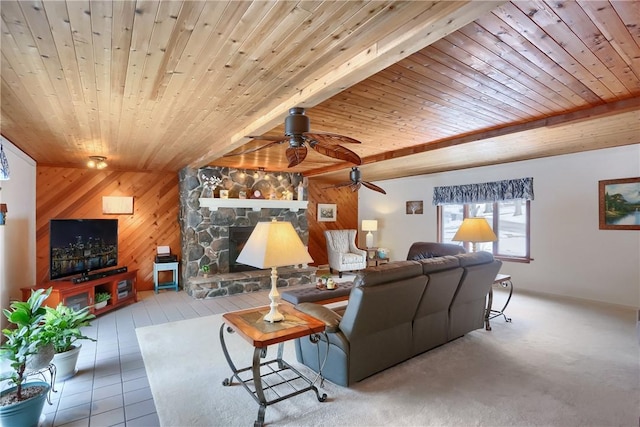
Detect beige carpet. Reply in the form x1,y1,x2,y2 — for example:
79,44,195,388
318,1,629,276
136,292,639,426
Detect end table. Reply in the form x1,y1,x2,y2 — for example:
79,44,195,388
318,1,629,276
485,274,513,331
220,304,328,426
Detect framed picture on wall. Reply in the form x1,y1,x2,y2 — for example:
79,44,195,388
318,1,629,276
318,203,337,222
406,200,423,215
598,177,640,230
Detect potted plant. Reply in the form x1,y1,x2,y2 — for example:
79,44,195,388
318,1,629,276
201,265,210,278
40,304,96,380
0,288,52,427
94,292,111,310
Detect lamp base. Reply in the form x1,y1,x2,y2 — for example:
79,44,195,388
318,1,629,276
263,266,284,323
366,231,373,249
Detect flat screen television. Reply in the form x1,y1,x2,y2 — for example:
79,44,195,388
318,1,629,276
50,219,119,281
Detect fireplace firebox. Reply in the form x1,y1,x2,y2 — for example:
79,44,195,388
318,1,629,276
229,226,259,272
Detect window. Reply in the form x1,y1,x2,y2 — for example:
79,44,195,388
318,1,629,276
438,200,531,262
433,177,533,263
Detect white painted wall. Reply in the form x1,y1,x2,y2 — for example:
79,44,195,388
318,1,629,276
359,145,640,308
0,137,37,331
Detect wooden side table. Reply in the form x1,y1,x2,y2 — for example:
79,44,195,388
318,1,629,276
220,305,328,426
485,274,513,331
366,247,389,267
153,262,179,293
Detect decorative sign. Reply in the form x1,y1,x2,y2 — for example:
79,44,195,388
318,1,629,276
102,196,134,215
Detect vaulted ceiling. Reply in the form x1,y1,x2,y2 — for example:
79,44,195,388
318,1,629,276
1,1,638,185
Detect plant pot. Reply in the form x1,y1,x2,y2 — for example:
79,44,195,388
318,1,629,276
94,300,108,310
0,381,50,427
52,344,82,380
25,343,55,371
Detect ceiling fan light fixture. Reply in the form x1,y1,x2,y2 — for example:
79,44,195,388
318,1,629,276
88,156,107,169
229,107,363,168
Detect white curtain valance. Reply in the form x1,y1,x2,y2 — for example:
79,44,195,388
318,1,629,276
432,177,534,205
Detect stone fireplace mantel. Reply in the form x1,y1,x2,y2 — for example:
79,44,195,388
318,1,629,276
199,198,308,212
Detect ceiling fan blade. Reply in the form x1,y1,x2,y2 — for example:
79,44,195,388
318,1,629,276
223,140,283,156
330,181,354,189
304,133,362,145
307,140,362,165
246,134,287,142
286,146,307,167
362,181,387,194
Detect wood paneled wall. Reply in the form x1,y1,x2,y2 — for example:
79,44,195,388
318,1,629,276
306,178,359,266
36,167,180,291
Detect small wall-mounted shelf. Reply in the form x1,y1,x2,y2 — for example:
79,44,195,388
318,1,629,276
199,198,308,212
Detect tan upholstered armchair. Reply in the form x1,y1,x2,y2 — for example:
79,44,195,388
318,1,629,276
324,229,367,278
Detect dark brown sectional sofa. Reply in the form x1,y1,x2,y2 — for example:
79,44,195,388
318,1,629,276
294,250,502,386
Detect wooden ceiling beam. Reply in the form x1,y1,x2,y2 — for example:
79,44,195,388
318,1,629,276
305,96,640,177
187,1,506,169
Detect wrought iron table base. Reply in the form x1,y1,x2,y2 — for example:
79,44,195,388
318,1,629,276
220,323,327,427
485,276,513,331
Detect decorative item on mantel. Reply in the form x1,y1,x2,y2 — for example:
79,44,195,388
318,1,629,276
201,173,222,198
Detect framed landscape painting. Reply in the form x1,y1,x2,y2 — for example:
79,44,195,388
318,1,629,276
599,177,640,230
318,203,337,222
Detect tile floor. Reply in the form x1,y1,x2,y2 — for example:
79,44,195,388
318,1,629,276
37,273,352,427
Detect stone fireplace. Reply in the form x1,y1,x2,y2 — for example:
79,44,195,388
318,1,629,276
178,166,316,299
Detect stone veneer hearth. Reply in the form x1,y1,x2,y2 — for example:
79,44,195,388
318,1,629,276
178,166,315,299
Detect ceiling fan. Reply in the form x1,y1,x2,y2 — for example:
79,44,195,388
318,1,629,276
225,107,363,167
332,167,387,194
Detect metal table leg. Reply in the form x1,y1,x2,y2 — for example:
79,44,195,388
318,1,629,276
220,323,327,427
489,278,513,323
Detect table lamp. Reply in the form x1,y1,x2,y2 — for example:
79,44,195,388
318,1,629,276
362,220,378,248
452,217,497,252
236,219,313,322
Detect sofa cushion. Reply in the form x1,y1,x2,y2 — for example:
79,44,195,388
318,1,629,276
456,251,495,267
354,260,422,287
343,253,363,263
407,242,466,260
417,255,460,274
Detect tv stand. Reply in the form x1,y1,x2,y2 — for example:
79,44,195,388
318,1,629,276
23,269,137,315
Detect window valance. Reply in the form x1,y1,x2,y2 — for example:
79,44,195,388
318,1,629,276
432,177,534,205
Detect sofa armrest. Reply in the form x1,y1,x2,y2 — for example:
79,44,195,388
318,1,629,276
295,302,342,333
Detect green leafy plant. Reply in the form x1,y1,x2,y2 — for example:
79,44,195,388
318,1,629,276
94,292,111,304
40,304,96,354
201,265,210,274
0,288,50,402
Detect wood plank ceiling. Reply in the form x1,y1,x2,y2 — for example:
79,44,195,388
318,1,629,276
1,1,639,184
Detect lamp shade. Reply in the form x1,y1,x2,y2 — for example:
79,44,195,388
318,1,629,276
236,220,313,269
361,220,378,232
452,217,497,243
